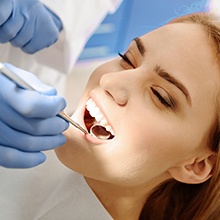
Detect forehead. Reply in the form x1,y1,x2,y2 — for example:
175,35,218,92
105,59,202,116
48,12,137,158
139,22,219,84
140,23,210,54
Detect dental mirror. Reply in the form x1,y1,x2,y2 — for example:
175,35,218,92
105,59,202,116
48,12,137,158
89,124,112,140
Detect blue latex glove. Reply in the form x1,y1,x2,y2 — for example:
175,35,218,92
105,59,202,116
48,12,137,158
0,0,62,54
0,63,69,168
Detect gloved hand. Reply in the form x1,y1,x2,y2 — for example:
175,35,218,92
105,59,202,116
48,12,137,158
0,63,69,168
0,0,62,54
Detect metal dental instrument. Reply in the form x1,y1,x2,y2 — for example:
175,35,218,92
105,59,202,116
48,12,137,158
0,62,88,134
89,124,111,140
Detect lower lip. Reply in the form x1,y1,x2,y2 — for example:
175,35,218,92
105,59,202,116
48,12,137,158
84,132,106,144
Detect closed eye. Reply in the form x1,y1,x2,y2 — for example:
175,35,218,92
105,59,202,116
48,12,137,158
118,52,135,68
151,87,175,109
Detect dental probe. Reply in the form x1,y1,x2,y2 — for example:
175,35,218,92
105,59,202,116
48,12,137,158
0,62,88,134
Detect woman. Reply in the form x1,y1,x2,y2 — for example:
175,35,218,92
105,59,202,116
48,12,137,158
0,12,219,219
55,12,220,219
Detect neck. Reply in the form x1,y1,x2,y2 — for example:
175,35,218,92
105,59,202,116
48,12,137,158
85,174,169,220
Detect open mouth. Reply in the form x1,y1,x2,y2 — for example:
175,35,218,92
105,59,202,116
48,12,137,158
84,98,115,140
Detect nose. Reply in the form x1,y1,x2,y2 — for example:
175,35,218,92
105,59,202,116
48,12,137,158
100,71,131,106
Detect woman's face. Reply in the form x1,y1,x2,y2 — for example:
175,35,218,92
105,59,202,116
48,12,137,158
55,23,220,186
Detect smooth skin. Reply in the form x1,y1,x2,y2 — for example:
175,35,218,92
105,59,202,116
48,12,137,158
55,23,220,219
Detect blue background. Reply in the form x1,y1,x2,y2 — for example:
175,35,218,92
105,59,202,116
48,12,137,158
79,0,209,59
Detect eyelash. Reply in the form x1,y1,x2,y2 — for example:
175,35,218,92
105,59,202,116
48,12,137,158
118,52,135,68
118,52,175,109
151,87,174,109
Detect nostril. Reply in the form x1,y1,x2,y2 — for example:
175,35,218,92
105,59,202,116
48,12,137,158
105,90,113,99
105,89,128,106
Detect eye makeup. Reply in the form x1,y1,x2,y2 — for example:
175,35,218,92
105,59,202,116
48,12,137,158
118,52,135,68
151,87,175,109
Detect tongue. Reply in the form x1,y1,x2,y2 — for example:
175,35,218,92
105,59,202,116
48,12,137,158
84,118,95,130
84,109,96,130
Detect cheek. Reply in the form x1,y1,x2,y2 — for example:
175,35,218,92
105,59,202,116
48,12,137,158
119,118,195,170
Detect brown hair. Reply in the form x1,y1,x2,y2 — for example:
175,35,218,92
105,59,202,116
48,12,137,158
139,13,220,220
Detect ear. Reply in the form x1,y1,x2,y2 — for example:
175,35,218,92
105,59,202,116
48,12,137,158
168,154,216,184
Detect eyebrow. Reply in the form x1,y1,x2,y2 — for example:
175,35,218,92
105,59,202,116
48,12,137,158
133,37,191,106
154,65,192,106
134,37,145,56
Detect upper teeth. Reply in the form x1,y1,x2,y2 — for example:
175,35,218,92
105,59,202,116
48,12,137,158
86,98,115,136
